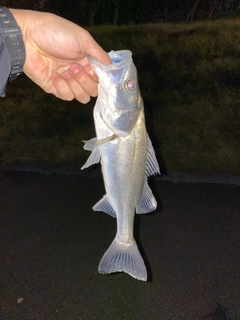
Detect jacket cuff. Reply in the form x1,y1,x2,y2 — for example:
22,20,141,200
0,6,26,97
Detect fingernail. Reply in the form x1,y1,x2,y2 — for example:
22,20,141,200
63,71,71,79
52,72,59,79
71,64,80,74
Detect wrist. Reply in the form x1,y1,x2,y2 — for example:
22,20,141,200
8,9,27,43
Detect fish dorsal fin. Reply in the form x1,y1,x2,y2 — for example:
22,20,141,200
136,180,157,214
93,195,116,218
146,134,160,177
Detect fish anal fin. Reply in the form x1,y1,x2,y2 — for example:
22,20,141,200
136,180,157,214
98,238,147,281
93,195,116,218
146,134,160,177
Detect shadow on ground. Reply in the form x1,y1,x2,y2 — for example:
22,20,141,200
0,170,240,320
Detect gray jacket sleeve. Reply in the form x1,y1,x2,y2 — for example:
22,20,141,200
0,31,11,97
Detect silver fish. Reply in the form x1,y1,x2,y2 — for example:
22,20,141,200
81,50,160,281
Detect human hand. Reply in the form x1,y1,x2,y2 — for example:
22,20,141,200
10,9,111,103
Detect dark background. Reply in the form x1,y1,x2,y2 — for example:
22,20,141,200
2,0,240,25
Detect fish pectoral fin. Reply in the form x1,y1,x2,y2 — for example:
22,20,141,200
82,137,97,151
81,135,117,170
136,180,157,214
146,134,161,177
92,195,116,218
98,238,147,281
81,147,101,170
83,135,116,151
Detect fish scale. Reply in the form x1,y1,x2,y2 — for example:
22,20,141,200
82,50,160,281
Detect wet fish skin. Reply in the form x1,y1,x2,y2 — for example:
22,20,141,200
82,50,160,281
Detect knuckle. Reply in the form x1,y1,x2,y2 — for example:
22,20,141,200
74,71,88,84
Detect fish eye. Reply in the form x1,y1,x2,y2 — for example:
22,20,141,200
125,79,136,91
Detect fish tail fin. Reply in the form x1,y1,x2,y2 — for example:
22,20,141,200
98,238,147,281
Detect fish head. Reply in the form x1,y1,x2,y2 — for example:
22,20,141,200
88,50,143,137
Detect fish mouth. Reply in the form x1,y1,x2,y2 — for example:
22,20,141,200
88,50,133,74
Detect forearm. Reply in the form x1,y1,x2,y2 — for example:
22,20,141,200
9,9,48,46
8,9,28,45
0,32,11,97
0,7,25,97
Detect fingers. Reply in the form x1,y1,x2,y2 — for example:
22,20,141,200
52,73,75,101
52,64,98,103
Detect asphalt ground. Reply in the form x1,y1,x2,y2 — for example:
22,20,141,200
0,169,240,320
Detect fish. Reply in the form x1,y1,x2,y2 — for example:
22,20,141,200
81,50,160,281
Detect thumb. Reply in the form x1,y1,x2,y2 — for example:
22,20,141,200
84,34,111,66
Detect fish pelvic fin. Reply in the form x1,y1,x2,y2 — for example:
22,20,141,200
81,146,100,170
146,134,160,177
93,195,116,218
81,135,117,170
98,238,147,281
136,180,157,214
